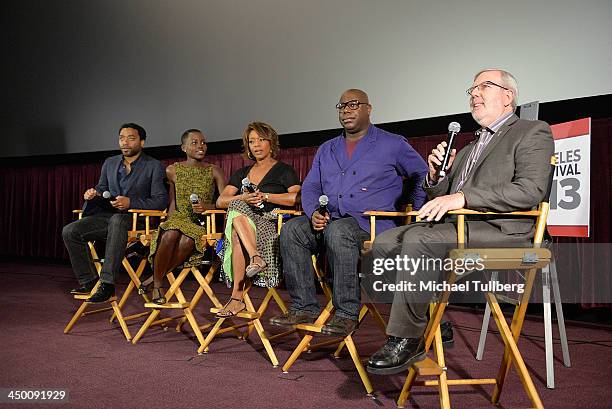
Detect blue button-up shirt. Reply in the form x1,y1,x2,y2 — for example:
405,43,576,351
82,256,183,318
301,125,428,235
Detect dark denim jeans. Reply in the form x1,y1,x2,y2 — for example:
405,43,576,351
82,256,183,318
279,215,369,320
62,213,132,285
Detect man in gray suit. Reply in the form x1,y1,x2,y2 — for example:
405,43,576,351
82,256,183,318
62,123,168,303
366,69,555,375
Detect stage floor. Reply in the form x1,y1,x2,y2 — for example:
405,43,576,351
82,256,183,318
1,259,610,409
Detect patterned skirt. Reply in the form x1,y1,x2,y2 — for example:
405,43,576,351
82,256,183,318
220,199,280,288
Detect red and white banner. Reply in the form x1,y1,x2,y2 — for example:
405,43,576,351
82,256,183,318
547,118,591,237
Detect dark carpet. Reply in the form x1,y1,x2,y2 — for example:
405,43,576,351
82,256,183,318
1,260,610,409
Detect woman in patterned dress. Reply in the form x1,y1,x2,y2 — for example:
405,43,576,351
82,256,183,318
146,129,225,304
215,122,301,317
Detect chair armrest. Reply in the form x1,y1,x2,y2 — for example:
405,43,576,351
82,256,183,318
364,210,418,217
447,208,541,217
275,209,303,216
203,209,227,215
128,209,167,217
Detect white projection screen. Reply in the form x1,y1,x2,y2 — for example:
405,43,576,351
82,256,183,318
5,0,612,157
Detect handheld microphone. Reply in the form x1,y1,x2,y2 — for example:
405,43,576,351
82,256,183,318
317,195,329,217
437,122,461,179
189,193,206,225
241,178,264,209
102,191,117,201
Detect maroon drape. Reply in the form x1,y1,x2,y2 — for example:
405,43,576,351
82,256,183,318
1,120,610,306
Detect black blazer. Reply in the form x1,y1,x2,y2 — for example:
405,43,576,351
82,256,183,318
83,152,168,216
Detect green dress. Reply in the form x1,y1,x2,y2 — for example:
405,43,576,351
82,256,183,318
149,163,215,267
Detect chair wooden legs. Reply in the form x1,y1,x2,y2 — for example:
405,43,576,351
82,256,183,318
397,268,544,409
280,300,377,395
109,257,151,323
201,289,279,367
64,245,133,340
243,288,289,341
64,295,132,341
132,268,193,344
282,300,334,372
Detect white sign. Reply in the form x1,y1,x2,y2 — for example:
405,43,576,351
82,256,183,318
548,118,591,237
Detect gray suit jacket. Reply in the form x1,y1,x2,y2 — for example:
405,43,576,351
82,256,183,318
83,152,168,216
425,114,554,236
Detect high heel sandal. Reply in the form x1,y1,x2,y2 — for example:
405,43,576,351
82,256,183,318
151,287,166,305
245,254,268,278
137,277,153,295
216,298,246,318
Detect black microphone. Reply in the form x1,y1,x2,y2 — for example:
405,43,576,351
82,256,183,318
189,193,206,225
102,191,117,201
241,177,264,209
317,195,329,217
437,122,461,179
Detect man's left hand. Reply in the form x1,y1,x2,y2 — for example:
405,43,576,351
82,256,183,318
418,192,465,222
111,196,131,211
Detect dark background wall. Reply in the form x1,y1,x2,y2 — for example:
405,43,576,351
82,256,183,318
5,0,612,157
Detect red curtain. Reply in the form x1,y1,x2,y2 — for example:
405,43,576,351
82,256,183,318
1,120,610,305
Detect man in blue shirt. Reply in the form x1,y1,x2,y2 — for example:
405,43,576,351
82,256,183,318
270,89,428,336
62,123,168,303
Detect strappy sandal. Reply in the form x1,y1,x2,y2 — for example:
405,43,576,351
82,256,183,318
216,298,246,318
138,277,153,295
245,254,268,278
151,287,167,305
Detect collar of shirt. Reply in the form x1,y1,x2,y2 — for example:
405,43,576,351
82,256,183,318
485,111,514,135
122,154,142,168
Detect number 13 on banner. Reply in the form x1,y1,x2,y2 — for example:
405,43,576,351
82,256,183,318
547,118,591,237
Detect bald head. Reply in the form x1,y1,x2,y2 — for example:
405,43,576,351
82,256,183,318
340,88,369,104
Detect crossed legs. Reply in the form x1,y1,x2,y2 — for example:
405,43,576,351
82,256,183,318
218,214,265,316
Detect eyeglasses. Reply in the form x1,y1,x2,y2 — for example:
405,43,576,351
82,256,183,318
335,100,369,111
466,81,510,96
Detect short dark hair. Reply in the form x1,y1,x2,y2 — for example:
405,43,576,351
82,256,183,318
119,123,147,140
181,128,202,145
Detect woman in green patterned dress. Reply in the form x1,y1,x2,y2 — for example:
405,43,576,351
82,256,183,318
215,122,301,317
147,129,225,304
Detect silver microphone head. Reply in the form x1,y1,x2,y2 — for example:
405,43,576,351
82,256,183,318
102,191,112,199
319,195,329,206
241,177,250,187
189,193,199,204
448,122,461,133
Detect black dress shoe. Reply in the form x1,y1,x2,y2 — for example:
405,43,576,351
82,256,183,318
86,283,115,303
320,315,359,337
70,280,98,295
441,321,454,347
366,336,425,375
269,310,319,328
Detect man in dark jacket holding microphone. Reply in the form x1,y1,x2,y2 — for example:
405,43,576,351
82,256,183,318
62,123,168,303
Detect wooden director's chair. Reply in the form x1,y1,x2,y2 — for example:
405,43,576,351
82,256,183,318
280,206,414,395
196,209,317,366
130,209,229,346
63,209,162,341
395,157,557,409
395,203,552,408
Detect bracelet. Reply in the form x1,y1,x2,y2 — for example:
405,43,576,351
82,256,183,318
264,193,270,202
